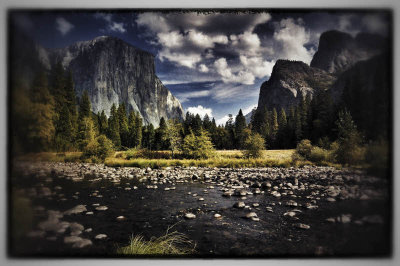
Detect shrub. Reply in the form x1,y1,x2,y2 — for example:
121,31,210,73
295,139,313,159
309,146,330,163
182,129,215,159
242,132,265,158
82,134,114,162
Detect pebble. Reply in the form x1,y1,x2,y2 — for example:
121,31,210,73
214,214,222,219
95,206,108,211
296,223,310,229
116,216,126,221
234,202,245,208
185,213,196,219
95,234,107,240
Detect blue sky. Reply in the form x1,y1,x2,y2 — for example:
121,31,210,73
12,10,389,125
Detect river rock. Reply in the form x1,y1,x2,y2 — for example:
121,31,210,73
234,202,245,208
95,206,108,211
64,205,87,215
95,234,107,240
185,213,196,219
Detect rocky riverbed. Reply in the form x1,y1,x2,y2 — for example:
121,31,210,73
10,161,391,257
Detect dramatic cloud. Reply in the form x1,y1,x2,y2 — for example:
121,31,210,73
175,90,211,103
135,12,273,83
273,18,314,64
94,12,126,33
186,105,213,119
55,17,74,36
216,115,230,126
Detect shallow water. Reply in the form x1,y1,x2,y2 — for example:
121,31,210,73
10,162,391,257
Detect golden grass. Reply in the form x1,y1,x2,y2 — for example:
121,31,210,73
15,152,83,162
104,149,303,169
116,231,194,256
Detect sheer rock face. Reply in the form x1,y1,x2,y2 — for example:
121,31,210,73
310,30,385,74
257,60,336,112
47,36,183,126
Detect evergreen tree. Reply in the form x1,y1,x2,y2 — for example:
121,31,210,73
64,70,78,134
234,109,247,149
154,117,169,150
117,103,129,148
50,61,66,112
108,104,121,148
79,90,91,119
225,114,235,149
55,105,73,151
165,119,183,157
98,111,108,135
277,108,288,148
270,108,279,148
142,124,155,150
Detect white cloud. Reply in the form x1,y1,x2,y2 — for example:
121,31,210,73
175,90,211,103
55,17,74,36
159,50,202,69
199,64,209,73
216,115,230,126
94,13,112,23
240,55,275,78
273,18,314,64
136,13,171,33
109,22,126,33
214,57,255,85
187,105,213,119
187,30,228,48
94,12,126,33
157,31,184,48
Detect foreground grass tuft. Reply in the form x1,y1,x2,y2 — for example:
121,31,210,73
116,231,194,256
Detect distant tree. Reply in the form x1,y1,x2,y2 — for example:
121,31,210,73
154,117,169,150
270,108,279,148
79,90,91,119
225,114,235,149
165,119,183,157
335,109,364,164
243,131,265,159
277,108,288,148
128,111,142,148
98,110,108,135
234,109,247,149
54,105,73,151
182,129,215,159
117,103,129,148
142,124,155,150
107,104,121,148
77,116,96,150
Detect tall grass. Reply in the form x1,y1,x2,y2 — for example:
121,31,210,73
116,231,194,256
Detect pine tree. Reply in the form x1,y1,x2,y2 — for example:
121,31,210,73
225,114,235,149
55,105,73,151
270,108,279,148
64,70,78,134
142,124,155,150
117,103,129,148
79,90,91,119
166,119,183,157
277,108,288,148
108,104,121,148
155,117,169,150
98,110,108,135
50,61,66,112
234,109,247,149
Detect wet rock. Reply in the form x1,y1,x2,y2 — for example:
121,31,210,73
271,191,281,198
283,211,296,217
245,212,258,219
86,212,94,215
266,206,273,212
214,214,222,219
223,190,234,197
85,228,92,233
326,197,336,202
64,236,93,248
295,223,310,229
252,203,260,207
95,206,108,211
95,234,107,240
285,200,298,207
234,202,245,208
198,198,204,201
185,213,196,219
116,216,126,221
64,205,87,215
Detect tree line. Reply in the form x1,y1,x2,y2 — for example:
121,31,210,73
12,64,389,161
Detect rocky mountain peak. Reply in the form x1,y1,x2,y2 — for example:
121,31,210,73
257,59,336,113
310,30,385,74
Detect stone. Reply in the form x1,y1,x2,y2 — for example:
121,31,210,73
95,234,107,240
116,216,126,221
245,212,258,219
95,206,108,211
284,211,296,217
64,205,87,215
185,213,196,219
234,202,245,208
295,223,310,229
86,212,94,215
198,198,204,201
252,203,260,207
214,214,222,219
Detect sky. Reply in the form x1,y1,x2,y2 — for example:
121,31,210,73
12,10,390,125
